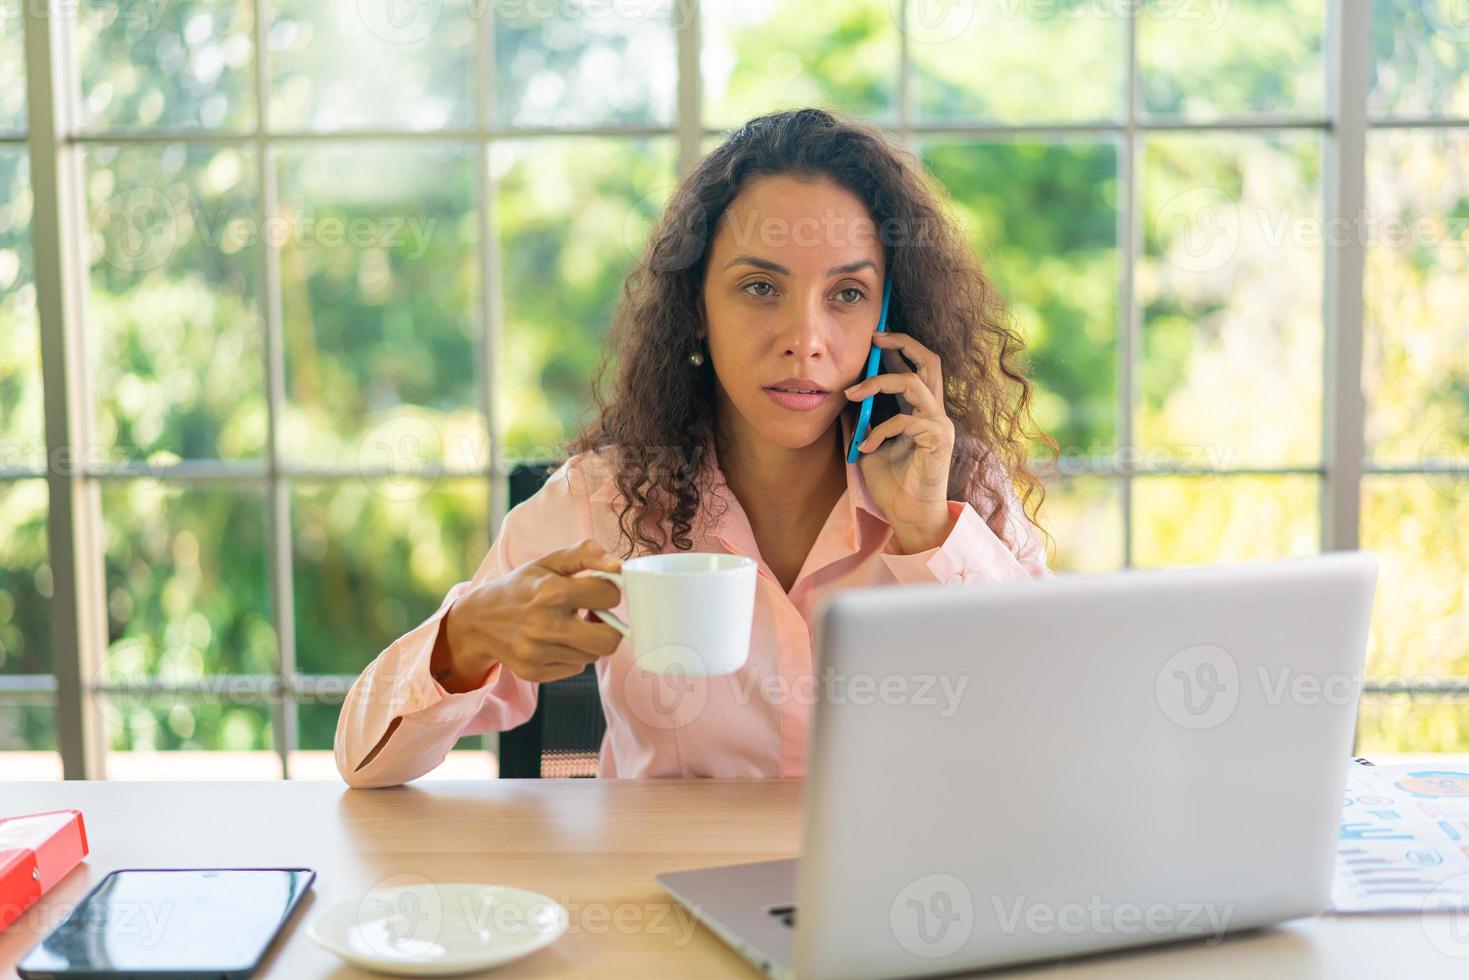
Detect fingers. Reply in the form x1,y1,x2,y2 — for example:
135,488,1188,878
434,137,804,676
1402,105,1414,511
493,539,629,687
528,623,620,680
556,573,623,611
522,655,599,683
538,642,602,666
880,347,911,375
871,332,943,404
557,615,625,659
858,411,955,456
509,628,618,684
846,369,943,419
533,538,622,577
522,599,623,658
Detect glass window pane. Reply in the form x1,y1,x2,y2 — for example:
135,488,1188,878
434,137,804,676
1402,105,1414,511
75,0,255,130
103,703,277,771
0,704,60,779
495,1,675,127
1132,475,1319,567
0,480,51,677
86,144,265,461
494,137,676,454
922,139,1118,453
703,0,898,129
910,1,1121,124
0,149,41,459
1363,130,1469,465
277,143,483,464
0,13,25,131
1357,698,1469,755
1139,0,1323,120
292,479,490,676
1037,476,1122,573
1370,0,1469,118
297,699,347,756
101,483,275,684
1361,476,1469,681
269,0,474,131
1139,133,1322,469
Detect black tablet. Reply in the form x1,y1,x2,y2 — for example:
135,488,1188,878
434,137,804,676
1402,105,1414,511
18,867,316,980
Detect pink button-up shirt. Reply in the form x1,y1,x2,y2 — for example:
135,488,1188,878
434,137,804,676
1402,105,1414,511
335,412,1051,786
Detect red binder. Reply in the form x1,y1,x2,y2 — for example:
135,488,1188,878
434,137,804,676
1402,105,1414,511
0,809,89,931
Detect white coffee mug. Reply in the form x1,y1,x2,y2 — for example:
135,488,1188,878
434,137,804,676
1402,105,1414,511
582,552,757,676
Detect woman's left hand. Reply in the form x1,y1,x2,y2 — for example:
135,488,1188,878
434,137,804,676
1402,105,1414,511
844,330,957,554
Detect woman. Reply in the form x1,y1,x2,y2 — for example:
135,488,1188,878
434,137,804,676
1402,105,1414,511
335,107,1054,786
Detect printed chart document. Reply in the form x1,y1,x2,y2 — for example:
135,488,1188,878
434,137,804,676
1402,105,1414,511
1332,761,1469,913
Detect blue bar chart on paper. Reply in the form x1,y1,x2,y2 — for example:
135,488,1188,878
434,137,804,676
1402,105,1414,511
1332,762,1469,913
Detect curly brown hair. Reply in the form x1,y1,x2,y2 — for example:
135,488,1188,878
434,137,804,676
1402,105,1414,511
568,107,1053,561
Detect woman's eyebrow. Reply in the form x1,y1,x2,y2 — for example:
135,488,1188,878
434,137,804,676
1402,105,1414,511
827,259,876,276
723,255,877,277
724,254,790,275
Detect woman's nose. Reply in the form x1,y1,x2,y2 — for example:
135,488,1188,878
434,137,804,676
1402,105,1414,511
780,299,829,359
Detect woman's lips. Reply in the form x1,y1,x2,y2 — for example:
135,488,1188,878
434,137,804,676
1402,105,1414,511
763,387,830,412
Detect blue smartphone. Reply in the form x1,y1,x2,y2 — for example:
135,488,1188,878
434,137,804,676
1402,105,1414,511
846,275,894,463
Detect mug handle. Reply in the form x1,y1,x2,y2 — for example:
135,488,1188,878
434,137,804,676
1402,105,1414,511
581,570,630,638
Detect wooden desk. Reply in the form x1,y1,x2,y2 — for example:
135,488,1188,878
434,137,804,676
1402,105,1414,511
1,779,1465,978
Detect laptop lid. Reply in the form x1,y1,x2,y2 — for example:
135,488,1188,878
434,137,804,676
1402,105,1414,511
795,552,1377,979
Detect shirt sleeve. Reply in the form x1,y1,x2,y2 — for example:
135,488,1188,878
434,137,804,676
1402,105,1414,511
880,479,1054,586
333,461,583,788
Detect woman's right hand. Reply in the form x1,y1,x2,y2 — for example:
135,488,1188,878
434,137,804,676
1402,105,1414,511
433,538,625,688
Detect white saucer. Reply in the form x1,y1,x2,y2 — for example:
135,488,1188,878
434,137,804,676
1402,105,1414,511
307,882,569,976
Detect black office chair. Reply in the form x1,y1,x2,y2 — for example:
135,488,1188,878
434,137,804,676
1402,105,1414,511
496,461,609,778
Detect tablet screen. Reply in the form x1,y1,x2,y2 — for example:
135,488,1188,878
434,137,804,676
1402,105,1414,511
19,868,315,978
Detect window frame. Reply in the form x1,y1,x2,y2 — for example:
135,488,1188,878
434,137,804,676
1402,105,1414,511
4,1,1454,778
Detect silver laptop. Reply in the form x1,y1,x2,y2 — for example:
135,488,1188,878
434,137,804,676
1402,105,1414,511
657,552,1378,979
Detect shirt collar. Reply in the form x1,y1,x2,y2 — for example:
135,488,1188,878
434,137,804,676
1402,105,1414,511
584,410,889,541
695,410,888,531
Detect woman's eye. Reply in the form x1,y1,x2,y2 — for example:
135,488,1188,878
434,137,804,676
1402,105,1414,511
743,280,776,298
742,281,865,303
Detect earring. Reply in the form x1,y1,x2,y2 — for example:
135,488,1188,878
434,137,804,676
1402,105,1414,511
689,340,705,367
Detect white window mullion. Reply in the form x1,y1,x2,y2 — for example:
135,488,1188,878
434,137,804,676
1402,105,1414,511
251,0,298,779
1119,7,1140,568
675,0,702,178
476,1,506,539
1322,0,1370,553
24,0,109,779
476,0,505,766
